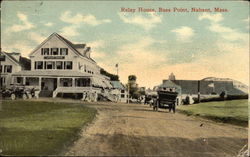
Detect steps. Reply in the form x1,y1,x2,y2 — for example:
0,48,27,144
100,92,118,102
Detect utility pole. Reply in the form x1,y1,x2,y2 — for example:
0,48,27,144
115,63,119,76
198,80,200,103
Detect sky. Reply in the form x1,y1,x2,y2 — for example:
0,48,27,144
1,1,249,88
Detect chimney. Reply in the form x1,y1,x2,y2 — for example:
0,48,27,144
84,47,91,58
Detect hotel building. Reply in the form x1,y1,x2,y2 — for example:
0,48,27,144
11,33,117,100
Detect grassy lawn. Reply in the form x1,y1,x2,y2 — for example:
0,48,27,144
0,100,97,156
177,99,248,127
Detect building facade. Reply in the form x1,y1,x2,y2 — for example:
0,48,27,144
164,73,248,96
110,81,128,103
0,52,30,88
11,33,115,99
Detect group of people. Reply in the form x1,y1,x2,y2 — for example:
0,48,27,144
82,91,98,102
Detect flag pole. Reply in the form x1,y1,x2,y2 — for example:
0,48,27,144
116,63,119,76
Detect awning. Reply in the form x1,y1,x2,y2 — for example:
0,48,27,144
91,77,112,89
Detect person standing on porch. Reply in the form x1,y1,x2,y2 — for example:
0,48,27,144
82,91,86,101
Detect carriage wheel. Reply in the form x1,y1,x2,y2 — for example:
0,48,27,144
11,93,16,100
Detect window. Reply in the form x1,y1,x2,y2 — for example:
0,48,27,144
60,78,72,87
0,65,2,73
42,48,50,55
35,61,43,69
121,94,125,98
75,78,90,87
51,48,59,55
26,77,39,86
56,61,63,69
65,61,72,69
4,65,12,73
121,90,125,93
17,77,22,84
60,48,68,55
46,61,54,69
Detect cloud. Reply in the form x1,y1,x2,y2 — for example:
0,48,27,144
60,25,80,37
88,40,105,49
2,41,33,57
44,22,53,27
96,36,169,88
59,11,111,37
88,40,106,59
118,12,162,31
199,13,248,42
171,26,194,42
28,32,47,44
60,11,111,26
8,12,35,32
198,13,224,23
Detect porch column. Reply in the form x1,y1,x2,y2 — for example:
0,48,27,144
72,78,75,87
39,77,42,90
23,77,26,85
57,77,60,87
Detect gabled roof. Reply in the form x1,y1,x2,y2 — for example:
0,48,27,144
0,51,21,66
29,32,96,63
0,52,31,70
74,44,86,49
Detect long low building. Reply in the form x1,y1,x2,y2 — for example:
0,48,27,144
2,32,125,102
159,73,248,96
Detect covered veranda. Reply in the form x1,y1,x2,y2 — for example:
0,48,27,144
11,70,113,98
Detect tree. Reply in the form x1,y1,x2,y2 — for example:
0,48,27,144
100,68,119,81
127,75,140,99
128,75,137,81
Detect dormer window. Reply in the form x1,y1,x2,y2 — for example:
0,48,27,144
60,48,68,55
51,48,59,55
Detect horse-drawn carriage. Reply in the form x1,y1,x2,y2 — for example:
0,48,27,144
152,90,178,113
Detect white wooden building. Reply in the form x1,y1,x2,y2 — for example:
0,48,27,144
110,81,128,103
0,52,30,88
11,33,116,100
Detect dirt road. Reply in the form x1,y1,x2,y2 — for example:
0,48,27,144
63,101,247,157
